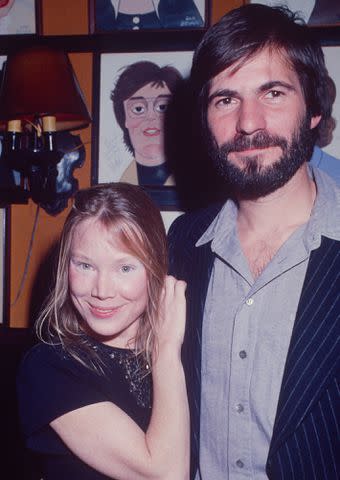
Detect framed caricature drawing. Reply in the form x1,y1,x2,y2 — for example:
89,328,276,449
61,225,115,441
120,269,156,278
0,0,38,35
90,0,208,32
94,50,194,208
249,1,340,26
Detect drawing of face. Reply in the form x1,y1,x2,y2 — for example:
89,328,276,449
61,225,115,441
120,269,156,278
0,0,15,18
124,82,171,166
69,219,148,348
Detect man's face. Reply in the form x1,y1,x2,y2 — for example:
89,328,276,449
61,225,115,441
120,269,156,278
124,82,171,166
207,48,321,198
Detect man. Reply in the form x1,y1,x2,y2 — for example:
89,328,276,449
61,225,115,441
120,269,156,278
168,4,339,480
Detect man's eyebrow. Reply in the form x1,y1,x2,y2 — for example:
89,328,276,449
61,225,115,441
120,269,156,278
208,89,238,104
258,80,296,93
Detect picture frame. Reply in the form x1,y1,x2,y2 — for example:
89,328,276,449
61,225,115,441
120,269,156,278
92,49,194,209
89,0,209,33
0,0,40,35
249,1,340,26
0,207,10,326
0,208,4,324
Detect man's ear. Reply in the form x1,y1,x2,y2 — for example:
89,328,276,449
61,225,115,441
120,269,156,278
310,115,321,129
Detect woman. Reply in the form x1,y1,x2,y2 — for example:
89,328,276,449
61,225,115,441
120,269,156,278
17,183,189,480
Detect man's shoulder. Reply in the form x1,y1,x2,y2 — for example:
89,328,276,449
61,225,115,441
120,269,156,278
168,202,223,247
312,166,340,241
310,147,340,185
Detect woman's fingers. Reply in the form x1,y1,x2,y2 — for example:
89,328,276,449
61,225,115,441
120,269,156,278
158,275,187,349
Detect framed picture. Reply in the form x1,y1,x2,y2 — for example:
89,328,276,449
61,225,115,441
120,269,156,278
249,1,340,26
89,0,208,32
0,0,39,35
0,208,4,324
321,46,340,157
0,207,8,325
93,49,194,208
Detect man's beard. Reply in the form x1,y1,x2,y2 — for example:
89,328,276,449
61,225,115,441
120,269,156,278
209,115,315,200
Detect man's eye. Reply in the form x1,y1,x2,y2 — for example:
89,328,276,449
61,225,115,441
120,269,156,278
215,97,235,108
219,97,232,104
267,90,284,99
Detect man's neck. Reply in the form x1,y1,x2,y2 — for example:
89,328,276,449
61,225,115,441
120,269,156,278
237,164,317,279
237,164,316,234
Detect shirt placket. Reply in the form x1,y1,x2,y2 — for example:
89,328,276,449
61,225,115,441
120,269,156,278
228,291,257,478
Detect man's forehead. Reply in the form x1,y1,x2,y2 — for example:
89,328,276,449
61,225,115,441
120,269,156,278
209,47,298,90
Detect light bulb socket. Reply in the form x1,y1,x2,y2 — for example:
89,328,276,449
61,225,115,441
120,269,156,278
42,115,57,132
7,119,22,132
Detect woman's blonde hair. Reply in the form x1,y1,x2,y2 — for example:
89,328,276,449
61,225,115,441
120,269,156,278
36,182,168,370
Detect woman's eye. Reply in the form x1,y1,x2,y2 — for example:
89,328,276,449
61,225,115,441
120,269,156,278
120,265,135,273
80,262,92,270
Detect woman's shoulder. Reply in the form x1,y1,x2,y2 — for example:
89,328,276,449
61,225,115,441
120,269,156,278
18,341,89,384
20,342,67,369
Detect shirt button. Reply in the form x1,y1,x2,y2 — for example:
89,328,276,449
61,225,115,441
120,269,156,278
246,297,254,306
235,403,244,413
133,16,140,24
236,459,244,468
239,350,247,359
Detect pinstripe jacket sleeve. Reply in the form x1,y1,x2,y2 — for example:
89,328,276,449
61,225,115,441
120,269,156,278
168,205,340,480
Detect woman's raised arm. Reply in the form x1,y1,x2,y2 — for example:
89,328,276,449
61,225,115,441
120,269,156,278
50,275,189,480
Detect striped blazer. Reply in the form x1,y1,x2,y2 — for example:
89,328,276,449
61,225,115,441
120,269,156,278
168,204,340,480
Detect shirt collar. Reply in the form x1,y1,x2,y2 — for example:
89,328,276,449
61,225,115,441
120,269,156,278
303,165,340,249
196,165,340,251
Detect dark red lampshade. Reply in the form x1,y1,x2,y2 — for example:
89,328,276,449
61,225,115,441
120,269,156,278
0,46,91,131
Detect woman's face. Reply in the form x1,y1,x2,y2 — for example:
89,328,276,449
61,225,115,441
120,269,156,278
0,0,15,19
69,219,148,348
124,81,171,166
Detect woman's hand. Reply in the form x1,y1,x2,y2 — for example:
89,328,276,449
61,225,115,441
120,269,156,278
157,275,187,355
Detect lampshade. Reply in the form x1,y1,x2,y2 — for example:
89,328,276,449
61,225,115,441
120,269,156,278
0,46,91,131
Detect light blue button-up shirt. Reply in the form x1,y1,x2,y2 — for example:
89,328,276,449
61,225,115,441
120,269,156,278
195,167,340,479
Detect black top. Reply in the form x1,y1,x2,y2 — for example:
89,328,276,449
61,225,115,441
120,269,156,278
17,339,152,480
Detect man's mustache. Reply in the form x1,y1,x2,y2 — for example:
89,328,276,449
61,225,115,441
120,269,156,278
220,131,288,154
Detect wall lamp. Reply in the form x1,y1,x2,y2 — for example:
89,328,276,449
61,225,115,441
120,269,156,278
0,46,91,214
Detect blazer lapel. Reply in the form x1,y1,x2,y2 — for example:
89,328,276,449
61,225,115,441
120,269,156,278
268,236,340,458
